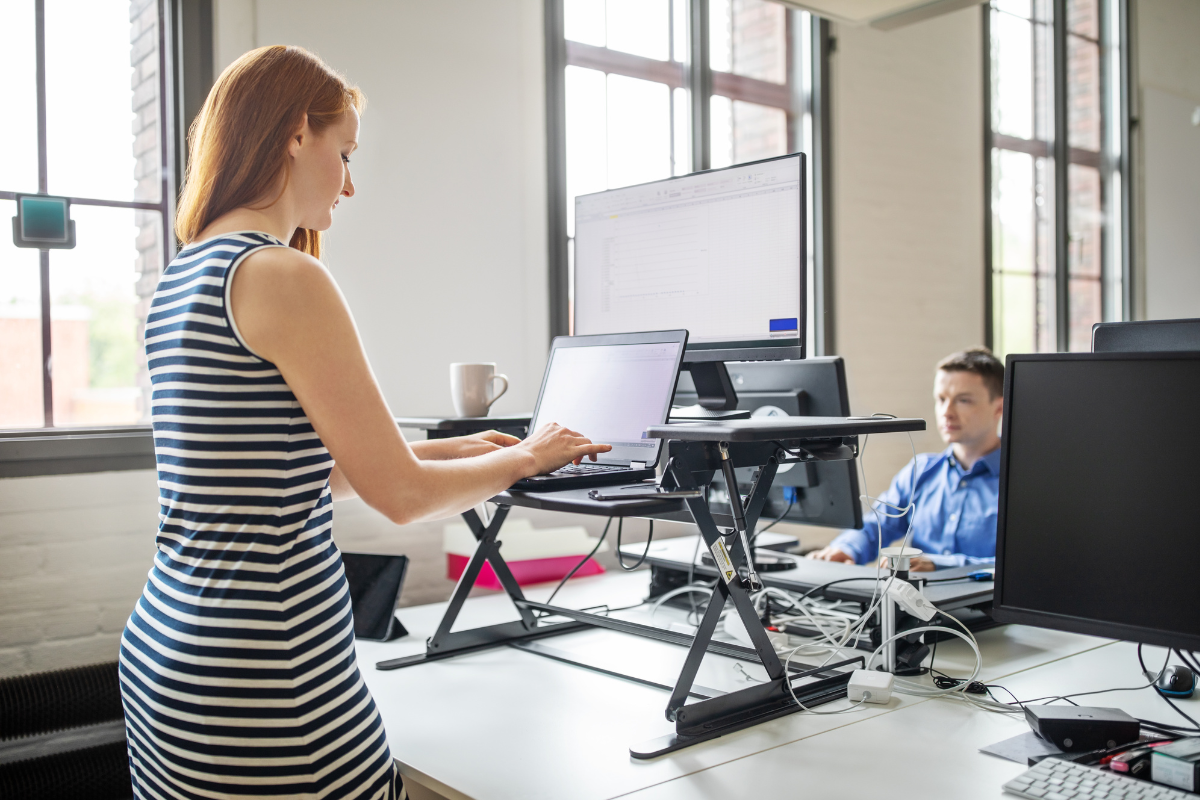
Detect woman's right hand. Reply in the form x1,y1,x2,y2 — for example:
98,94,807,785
517,423,612,476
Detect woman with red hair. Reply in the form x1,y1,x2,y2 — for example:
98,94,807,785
119,45,608,799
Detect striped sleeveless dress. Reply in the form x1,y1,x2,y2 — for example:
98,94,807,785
119,232,402,800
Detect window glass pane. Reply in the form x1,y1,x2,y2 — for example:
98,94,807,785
991,10,1034,140
1067,0,1098,38
0,200,46,429
672,86,691,175
992,148,1056,357
0,2,39,194
995,0,1031,19
710,0,732,73
49,205,159,427
714,0,787,84
710,95,733,169
45,0,160,203
565,66,608,238
565,0,606,47
606,0,669,61
731,100,787,164
1067,34,1101,152
672,0,688,63
1068,163,1101,351
606,74,671,189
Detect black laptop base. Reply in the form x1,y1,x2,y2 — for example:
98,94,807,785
511,466,655,491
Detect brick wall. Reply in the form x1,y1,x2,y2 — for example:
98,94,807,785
130,0,162,422
0,470,160,677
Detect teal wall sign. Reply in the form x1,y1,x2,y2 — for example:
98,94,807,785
12,194,76,249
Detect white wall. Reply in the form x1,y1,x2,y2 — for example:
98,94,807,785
829,7,986,484
0,0,551,678
0,470,159,676
220,0,551,417
1134,0,1200,321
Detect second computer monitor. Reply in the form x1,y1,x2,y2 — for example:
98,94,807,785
573,153,806,361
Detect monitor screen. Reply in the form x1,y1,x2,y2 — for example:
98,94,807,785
573,154,805,352
993,353,1200,651
530,337,685,467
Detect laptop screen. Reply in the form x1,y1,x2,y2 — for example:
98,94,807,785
530,339,684,467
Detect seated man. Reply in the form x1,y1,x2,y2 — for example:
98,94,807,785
808,348,1004,571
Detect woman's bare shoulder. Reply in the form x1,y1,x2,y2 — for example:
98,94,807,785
230,245,352,360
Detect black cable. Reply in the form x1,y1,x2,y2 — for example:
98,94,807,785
1138,644,1200,731
616,518,654,571
1176,648,1200,676
543,517,613,610
757,498,794,535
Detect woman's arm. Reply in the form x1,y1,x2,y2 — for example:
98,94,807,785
230,247,608,524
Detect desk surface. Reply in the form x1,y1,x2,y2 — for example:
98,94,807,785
645,415,926,442
356,571,1137,800
621,641,1198,799
629,536,995,610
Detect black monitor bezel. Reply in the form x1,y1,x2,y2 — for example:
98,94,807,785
529,329,689,469
572,152,807,362
992,351,1200,651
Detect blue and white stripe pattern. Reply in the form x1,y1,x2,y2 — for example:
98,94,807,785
120,232,400,799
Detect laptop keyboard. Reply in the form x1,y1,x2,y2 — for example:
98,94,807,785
547,463,630,477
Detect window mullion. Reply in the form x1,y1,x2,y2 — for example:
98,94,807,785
1052,0,1070,352
688,0,711,172
34,0,54,427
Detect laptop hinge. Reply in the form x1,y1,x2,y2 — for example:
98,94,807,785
631,462,647,470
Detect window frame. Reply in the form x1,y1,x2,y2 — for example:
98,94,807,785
544,0,835,353
0,0,213,476
983,0,1132,355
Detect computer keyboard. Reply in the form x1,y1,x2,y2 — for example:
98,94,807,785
549,463,629,476
1003,757,1194,800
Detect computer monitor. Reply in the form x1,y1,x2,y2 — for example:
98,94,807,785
1092,318,1200,352
993,352,1200,651
672,356,863,530
573,154,806,409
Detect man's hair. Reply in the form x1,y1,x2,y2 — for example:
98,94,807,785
936,347,1004,399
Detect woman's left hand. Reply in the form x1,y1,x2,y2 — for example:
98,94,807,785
454,430,521,457
408,431,522,461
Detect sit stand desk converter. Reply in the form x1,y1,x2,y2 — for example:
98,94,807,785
376,416,925,758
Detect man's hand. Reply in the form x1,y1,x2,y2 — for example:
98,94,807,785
806,546,855,564
876,554,936,572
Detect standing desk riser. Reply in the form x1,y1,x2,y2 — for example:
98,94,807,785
376,416,925,757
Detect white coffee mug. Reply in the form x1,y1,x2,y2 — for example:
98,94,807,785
450,363,509,417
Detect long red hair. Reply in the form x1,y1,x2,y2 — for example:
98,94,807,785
175,45,365,259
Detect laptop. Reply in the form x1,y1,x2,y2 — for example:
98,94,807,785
511,329,689,491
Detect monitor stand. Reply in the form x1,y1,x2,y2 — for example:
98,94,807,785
682,361,739,410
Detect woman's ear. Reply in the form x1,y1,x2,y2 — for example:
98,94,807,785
287,113,310,158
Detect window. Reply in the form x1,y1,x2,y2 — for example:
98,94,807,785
0,0,173,430
550,0,829,349
986,0,1129,357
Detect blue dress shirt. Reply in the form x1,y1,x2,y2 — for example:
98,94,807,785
829,446,1002,569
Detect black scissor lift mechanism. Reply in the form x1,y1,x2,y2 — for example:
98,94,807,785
377,435,865,758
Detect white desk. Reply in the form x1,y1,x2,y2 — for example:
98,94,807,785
621,645,1200,799
356,571,1170,800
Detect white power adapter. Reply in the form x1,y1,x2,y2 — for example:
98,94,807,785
848,669,894,704
886,579,937,621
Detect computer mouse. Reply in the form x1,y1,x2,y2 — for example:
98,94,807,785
1156,664,1196,698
